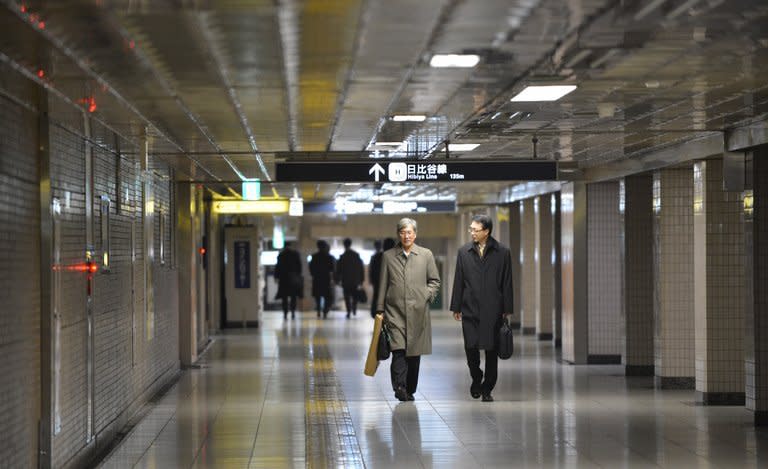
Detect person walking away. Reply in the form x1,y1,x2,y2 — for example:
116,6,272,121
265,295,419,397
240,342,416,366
274,242,303,319
368,237,396,318
376,219,441,401
309,240,335,319
450,214,513,402
336,238,364,318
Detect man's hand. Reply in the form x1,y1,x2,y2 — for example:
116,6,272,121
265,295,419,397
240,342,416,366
452,311,462,321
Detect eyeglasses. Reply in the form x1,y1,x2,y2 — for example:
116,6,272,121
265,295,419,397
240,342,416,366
468,227,487,234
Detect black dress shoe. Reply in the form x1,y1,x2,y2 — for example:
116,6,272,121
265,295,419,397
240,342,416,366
407,393,415,401
470,382,481,399
394,387,409,402
481,393,494,402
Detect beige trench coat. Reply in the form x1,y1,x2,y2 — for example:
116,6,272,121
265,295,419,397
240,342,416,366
376,244,441,356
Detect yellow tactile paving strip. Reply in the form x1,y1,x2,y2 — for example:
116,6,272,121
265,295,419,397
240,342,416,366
304,333,365,468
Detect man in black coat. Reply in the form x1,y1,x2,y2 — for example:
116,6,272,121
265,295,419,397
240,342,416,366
275,242,303,319
336,238,364,318
449,214,514,402
309,240,335,319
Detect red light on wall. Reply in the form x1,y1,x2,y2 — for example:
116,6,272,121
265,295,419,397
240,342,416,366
20,5,27,13
87,96,97,113
37,69,44,78
38,21,45,29
198,247,206,255
129,40,135,49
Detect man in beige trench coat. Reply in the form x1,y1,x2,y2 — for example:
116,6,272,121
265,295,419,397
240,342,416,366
376,218,441,401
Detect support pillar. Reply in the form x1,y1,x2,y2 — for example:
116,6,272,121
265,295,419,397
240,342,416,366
587,182,623,364
177,182,198,367
535,195,554,341
693,159,745,405
622,174,654,376
561,182,588,364
653,167,695,389
745,147,768,424
509,202,522,330
520,199,537,335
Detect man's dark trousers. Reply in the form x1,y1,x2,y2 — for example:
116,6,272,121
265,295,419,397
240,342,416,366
465,348,498,393
391,349,421,394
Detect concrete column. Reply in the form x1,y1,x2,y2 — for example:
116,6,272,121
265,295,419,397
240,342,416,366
520,199,537,335
494,205,510,247
745,148,768,424
508,202,522,330
561,182,588,364
553,193,562,348
176,182,198,367
693,159,745,405
535,195,554,341
653,167,695,389
587,181,623,364
622,174,654,376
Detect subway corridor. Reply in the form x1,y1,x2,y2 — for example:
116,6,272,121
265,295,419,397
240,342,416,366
97,311,768,469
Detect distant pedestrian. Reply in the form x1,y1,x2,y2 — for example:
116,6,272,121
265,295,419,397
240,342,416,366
336,238,364,318
309,240,335,319
369,238,395,317
274,242,302,319
450,214,513,402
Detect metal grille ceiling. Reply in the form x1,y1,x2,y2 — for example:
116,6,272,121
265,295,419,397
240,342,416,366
1,0,767,204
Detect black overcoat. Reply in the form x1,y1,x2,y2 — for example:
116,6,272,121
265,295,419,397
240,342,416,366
449,236,514,349
336,249,364,289
309,251,335,298
275,247,303,298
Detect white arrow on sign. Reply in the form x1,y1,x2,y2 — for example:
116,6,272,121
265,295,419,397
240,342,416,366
368,163,385,182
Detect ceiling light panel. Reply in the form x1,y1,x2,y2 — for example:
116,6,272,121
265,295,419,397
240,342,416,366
510,85,577,102
429,54,480,68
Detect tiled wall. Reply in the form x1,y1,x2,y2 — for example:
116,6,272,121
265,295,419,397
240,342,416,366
623,174,654,374
47,96,180,468
520,199,537,334
653,168,695,387
536,195,554,339
745,147,768,420
587,182,623,361
0,65,183,467
693,160,745,403
509,202,522,327
0,87,41,469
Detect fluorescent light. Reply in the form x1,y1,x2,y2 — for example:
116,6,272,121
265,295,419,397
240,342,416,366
447,143,480,152
213,200,289,214
288,197,303,216
335,199,374,215
510,85,577,102
392,115,426,122
371,141,404,146
429,54,480,68
242,179,260,200
382,201,418,214
272,226,284,250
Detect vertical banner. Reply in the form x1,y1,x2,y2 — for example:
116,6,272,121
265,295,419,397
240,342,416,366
234,240,251,289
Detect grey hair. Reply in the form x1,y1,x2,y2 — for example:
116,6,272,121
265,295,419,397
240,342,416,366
397,217,417,233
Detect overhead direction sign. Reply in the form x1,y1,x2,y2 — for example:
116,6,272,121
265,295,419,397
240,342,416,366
276,160,557,183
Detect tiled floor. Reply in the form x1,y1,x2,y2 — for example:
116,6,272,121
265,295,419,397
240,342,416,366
98,310,768,468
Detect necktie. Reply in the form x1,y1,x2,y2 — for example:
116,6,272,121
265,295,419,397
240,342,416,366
478,245,484,257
